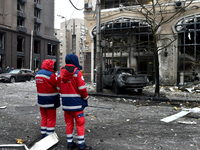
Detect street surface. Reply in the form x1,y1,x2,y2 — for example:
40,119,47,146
0,82,200,150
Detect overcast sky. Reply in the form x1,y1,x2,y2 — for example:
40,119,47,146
54,0,84,29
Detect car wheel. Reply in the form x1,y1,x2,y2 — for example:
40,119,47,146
29,77,34,81
10,77,16,83
112,82,119,94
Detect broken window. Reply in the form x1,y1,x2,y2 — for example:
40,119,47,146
34,9,40,18
34,40,40,54
17,36,24,52
47,43,56,56
0,55,5,70
0,33,5,50
34,57,40,70
175,14,200,83
17,1,24,11
17,18,24,26
101,0,152,9
34,24,40,31
17,56,24,69
93,17,154,81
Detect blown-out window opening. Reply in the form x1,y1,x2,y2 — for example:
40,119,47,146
92,17,154,82
176,14,200,84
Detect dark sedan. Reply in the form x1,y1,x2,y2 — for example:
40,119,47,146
0,69,35,83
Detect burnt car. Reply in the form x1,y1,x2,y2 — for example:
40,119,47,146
0,69,35,83
103,67,149,94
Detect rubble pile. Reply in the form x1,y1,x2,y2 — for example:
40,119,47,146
143,83,200,101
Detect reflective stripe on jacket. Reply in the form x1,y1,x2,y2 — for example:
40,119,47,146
36,68,60,109
58,64,88,111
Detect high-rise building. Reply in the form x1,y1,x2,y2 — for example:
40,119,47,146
0,0,59,72
55,18,86,69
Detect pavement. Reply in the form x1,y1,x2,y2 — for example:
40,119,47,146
0,82,200,150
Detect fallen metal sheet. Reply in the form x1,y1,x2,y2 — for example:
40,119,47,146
183,107,200,113
0,144,29,150
15,106,39,115
178,121,197,124
0,132,59,150
160,110,190,123
169,87,175,92
160,107,200,123
30,132,59,150
0,106,6,109
185,88,194,93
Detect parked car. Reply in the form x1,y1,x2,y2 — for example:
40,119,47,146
0,69,35,83
103,67,149,94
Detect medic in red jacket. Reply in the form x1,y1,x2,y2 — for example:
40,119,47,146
57,54,92,150
35,59,60,139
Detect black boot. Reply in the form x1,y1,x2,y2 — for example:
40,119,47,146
78,144,92,150
67,142,78,150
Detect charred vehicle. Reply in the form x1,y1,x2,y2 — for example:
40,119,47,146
103,67,149,94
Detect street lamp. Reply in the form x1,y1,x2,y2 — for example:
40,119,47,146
57,15,68,55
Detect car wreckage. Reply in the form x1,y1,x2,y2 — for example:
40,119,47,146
103,67,149,94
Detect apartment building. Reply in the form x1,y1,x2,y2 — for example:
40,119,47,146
0,0,59,72
55,18,86,69
83,0,200,85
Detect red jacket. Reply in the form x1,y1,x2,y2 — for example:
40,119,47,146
35,59,60,108
57,64,88,111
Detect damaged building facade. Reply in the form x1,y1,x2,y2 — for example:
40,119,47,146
0,0,59,72
83,0,200,85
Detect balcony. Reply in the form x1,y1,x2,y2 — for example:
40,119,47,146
34,30,42,37
18,0,27,3
17,26,27,33
17,11,27,19
34,54,40,58
34,17,42,24
17,51,25,56
34,3,43,10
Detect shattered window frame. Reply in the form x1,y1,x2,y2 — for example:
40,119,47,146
0,33,5,50
175,14,200,83
17,36,25,52
47,43,56,56
92,17,154,81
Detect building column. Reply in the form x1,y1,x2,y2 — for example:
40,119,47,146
158,34,178,85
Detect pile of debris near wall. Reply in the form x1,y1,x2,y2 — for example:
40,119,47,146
143,81,200,101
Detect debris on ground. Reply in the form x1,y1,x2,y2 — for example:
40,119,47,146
160,107,200,123
0,132,59,150
178,121,197,124
16,139,25,144
178,80,200,92
0,106,6,109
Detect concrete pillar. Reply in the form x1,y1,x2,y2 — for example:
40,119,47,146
131,57,137,71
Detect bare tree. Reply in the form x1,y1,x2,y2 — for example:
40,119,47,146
124,0,195,96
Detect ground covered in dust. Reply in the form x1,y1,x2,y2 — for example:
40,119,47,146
0,82,200,149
